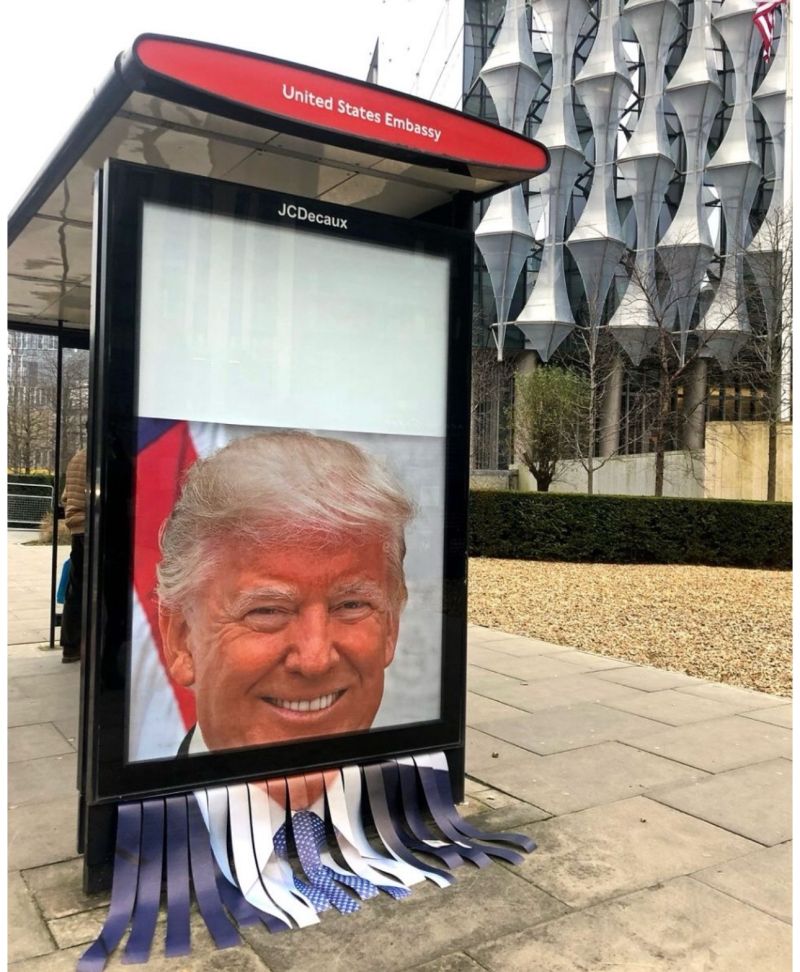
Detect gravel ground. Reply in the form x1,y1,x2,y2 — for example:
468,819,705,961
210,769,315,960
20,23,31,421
468,559,792,697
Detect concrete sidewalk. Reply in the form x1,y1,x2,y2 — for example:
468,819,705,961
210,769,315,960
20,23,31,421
8,615,792,971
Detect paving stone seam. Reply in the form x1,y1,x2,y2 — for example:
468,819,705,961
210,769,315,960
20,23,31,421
641,792,781,848
17,870,60,957
683,873,792,926
611,737,745,776
668,686,788,709
739,710,793,727
462,774,553,816
51,722,78,750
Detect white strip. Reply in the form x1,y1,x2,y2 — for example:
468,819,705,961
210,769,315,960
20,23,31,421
194,787,235,885
227,784,309,927
341,766,431,887
246,784,318,928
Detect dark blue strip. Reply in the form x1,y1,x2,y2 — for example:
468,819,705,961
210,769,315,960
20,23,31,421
77,802,143,972
164,796,191,957
362,764,452,885
391,761,465,868
416,764,524,865
427,764,535,855
213,860,290,934
187,796,241,949
122,799,165,963
414,764,493,867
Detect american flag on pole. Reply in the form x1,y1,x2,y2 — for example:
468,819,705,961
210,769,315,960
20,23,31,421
753,0,787,61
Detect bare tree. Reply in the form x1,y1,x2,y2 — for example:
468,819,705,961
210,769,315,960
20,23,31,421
737,206,792,501
618,242,746,497
552,315,631,495
7,334,57,475
470,346,517,470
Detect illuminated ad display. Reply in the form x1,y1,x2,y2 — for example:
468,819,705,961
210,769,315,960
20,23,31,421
85,160,473,800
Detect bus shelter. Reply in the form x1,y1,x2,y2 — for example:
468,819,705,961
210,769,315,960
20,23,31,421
8,34,548,962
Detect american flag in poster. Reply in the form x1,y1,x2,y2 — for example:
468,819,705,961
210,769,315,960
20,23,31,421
753,0,787,61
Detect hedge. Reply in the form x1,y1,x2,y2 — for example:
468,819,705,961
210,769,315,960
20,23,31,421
7,473,55,495
468,490,792,569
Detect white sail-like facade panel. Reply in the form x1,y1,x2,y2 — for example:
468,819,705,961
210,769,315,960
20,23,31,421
658,0,722,360
475,0,542,356
608,0,680,363
515,0,588,360
700,0,763,367
567,0,633,322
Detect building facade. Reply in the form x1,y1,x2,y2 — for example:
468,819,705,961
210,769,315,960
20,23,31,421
377,0,791,498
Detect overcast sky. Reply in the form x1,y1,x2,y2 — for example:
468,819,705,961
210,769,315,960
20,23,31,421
3,0,408,213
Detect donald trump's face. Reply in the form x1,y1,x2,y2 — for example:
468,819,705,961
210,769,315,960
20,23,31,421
160,532,400,751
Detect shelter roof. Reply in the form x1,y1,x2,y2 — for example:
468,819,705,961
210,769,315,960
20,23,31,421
8,34,548,329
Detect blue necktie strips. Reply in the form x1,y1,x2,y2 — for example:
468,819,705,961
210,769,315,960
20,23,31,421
77,751,536,970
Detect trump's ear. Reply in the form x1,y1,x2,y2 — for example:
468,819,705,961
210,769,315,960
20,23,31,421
158,608,196,687
384,614,400,668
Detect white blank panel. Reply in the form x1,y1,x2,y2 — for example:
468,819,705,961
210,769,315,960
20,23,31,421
138,203,450,436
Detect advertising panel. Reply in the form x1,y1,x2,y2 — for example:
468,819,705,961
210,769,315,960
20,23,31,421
85,160,472,800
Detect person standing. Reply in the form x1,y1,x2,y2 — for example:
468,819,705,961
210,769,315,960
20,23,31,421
60,447,87,663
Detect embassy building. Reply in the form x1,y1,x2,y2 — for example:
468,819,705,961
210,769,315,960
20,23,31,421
374,0,791,500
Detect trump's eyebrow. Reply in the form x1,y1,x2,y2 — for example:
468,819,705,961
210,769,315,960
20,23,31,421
329,581,387,602
226,587,299,615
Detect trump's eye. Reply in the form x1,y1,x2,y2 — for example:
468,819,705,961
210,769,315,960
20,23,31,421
243,605,292,629
332,599,374,620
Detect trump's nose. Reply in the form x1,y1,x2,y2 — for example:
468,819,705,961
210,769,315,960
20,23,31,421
283,605,339,677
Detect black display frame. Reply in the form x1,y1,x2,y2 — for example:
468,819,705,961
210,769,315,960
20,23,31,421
84,158,473,806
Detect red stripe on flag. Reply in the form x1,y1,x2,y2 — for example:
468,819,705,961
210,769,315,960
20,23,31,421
753,0,786,60
132,421,198,729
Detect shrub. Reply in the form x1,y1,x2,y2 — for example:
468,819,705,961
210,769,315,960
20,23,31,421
468,491,791,569
38,513,71,545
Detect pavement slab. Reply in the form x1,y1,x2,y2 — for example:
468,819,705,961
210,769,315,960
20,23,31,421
462,789,548,831
473,702,670,755
542,649,632,672
464,727,546,779
500,795,757,909
8,871,55,963
8,915,269,972
22,858,109,920
469,653,607,681
673,682,788,712
466,876,792,971
9,724,76,762
742,705,793,729
9,695,83,729
594,665,708,692
693,841,792,924
466,666,525,697
466,737,708,815
629,715,792,773
8,796,80,871
468,671,646,713
602,687,751,726
8,753,79,806
465,691,526,726
650,758,792,846
240,865,567,972
468,632,573,657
